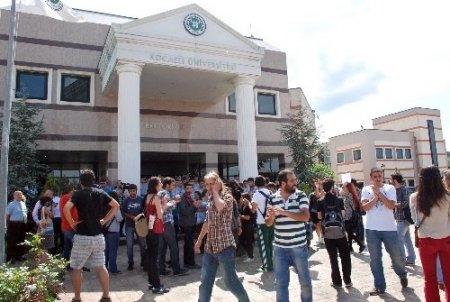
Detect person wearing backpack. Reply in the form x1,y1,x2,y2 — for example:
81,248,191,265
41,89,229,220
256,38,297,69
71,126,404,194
318,179,352,289
391,173,416,266
251,175,274,272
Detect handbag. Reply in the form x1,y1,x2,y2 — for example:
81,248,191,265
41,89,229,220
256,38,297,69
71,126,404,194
38,206,53,235
414,213,426,248
153,217,164,234
134,213,148,237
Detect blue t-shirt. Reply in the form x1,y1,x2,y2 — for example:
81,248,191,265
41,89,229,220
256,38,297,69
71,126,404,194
121,195,144,227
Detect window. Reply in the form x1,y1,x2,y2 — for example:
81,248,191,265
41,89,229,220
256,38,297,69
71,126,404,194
427,120,438,166
385,148,393,159
15,70,48,100
396,148,404,159
353,149,362,161
407,179,415,188
60,74,91,103
376,148,384,159
337,152,344,163
257,92,277,115
227,93,236,113
405,148,412,159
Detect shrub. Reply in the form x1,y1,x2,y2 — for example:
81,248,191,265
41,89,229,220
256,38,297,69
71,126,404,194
0,233,67,301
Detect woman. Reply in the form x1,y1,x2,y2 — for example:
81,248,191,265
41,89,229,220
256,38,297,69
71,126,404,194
38,196,55,252
6,191,28,262
410,166,450,301
340,182,365,253
104,191,124,274
239,192,255,262
145,177,170,294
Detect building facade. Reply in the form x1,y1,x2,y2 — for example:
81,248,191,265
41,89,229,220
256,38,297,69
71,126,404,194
0,4,308,189
329,108,447,186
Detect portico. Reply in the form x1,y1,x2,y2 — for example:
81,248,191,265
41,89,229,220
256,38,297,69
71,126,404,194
98,4,265,188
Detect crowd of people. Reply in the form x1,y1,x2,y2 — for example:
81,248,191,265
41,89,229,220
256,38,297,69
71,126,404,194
4,166,450,302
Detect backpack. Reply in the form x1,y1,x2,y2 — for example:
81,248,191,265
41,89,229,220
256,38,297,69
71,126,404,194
256,190,270,218
322,197,346,239
401,188,414,224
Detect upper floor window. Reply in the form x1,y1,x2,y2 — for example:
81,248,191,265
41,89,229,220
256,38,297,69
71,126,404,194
385,148,393,159
407,179,415,188
337,152,345,164
405,148,412,159
60,74,91,103
227,93,236,113
15,70,48,100
257,92,277,115
376,148,384,159
396,148,404,159
353,149,362,161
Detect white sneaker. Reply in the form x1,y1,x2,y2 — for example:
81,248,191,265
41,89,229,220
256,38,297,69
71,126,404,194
243,257,254,263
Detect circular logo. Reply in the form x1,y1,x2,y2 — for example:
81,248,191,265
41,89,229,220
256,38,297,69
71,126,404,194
45,0,63,11
184,13,206,36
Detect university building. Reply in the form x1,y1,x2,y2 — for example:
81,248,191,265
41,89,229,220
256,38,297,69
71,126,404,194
0,4,311,189
328,107,447,187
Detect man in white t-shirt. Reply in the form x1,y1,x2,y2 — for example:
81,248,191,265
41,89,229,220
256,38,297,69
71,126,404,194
361,168,408,296
251,176,274,272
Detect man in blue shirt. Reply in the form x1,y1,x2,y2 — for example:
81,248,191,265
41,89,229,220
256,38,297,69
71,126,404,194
121,184,146,271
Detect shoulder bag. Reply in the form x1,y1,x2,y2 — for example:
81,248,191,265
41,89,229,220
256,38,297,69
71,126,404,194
414,211,426,248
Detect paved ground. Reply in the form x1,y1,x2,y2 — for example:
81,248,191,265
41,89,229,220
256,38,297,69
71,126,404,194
59,230,445,302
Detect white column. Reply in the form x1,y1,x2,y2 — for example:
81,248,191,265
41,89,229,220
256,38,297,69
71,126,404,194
116,62,143,191
233,76,258,180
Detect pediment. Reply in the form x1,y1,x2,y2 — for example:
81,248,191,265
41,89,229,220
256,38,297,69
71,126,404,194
113,4,262,54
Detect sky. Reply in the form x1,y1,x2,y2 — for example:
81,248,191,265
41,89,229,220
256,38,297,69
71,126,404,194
5,0,450,145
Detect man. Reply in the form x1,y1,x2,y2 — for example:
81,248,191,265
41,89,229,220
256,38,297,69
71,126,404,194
179,183,201,268
6,191,27,262
265,169,312,302
63,169,119,302
251,175,274,272
32,189,54,226
60,184,75,269
194,171,250,302
317,179,352,288
244,177,256,195
158,177,188,276
391,173,416,266
361,168,408,296
121,183,146,271
140,177,148,197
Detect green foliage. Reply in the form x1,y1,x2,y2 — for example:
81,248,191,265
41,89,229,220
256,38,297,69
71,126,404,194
0,99,48,190
0,233,67,301
308,162,336,182
42,176,69,196
297,182,313,196
279,108,322,184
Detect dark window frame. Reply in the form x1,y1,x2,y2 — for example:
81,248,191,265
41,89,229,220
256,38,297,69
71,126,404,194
15,70,48,100
396,148,404,159
227,93,236,113
385,148,393,159
376,148,384,159
60,73,91,103
405,148,412,159
257,92,277,116
353,149,362,161
337,152,345,164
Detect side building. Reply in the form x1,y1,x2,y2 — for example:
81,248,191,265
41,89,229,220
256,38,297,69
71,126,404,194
0,4,315,188
329,107,447,187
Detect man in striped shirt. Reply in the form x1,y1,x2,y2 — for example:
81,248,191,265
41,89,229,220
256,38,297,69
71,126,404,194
266,169,312,302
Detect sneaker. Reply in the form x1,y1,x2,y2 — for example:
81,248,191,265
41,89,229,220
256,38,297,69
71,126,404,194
243,257,254,263
173,268,189,276
369,288,385,296
345,282,353,288
127,264,133,271
405,262,415,267
439,283,445,291
99,297,111,302
152,286,170,294
330,283,342,289
400,277,408,288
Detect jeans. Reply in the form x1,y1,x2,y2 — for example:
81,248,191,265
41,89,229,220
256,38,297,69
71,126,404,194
366,229,407,291
437,256,443,284
198,247,249,302
418,236,450,301
62,230,75,261
146,232,162,288
125,225,146,267
273,244,312,302
105,231,120,273
396,220,416,264
324,237,352,285
183,225,196,266
159,222,182,273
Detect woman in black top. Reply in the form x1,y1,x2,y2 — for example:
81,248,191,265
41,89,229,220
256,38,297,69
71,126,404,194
239,192,256,262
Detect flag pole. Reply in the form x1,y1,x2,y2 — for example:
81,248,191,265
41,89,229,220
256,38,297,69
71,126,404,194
0,0,17,264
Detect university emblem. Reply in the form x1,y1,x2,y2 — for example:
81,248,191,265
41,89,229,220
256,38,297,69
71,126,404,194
184,13,206,36
45,0,63,11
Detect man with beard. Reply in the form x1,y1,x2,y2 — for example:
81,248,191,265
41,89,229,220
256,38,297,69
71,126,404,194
266,169,312,302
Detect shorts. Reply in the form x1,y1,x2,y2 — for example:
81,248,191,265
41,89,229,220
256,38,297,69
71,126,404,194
70,234,105,269
310,212,321,224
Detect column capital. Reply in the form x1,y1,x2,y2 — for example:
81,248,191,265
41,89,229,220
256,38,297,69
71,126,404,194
232,75,256,87
116,61,144,76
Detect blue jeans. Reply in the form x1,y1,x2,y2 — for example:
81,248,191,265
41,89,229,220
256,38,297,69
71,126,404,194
63,230,75,261
105,232,120,273
199,247,249,302
366,229,407,291
158,222,181,273
125,225,146,267
396,220,416,263
273,244,312,302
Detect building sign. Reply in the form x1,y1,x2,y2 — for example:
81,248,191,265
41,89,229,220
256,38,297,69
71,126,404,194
184,13,206,36
145,121,184,131
148,53,236,72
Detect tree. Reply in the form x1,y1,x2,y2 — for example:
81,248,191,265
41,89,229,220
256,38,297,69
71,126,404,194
0,99,48,190
308,162,336,182
279,108,322,184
